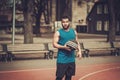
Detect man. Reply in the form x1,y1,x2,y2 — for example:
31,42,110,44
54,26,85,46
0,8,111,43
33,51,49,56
53,16,82,80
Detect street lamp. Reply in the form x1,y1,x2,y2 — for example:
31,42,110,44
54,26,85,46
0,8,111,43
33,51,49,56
12,0,15,45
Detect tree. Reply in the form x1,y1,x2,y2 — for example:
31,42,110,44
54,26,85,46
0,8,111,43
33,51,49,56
107,0,115,42
114,0,120,35
107,0,120,42
63,0,72,20
33,0,49,37
15,0,51,43
33,0,51,37
22,0,34,43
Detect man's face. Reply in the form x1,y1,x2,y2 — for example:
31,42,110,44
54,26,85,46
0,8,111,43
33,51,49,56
61,18,70,30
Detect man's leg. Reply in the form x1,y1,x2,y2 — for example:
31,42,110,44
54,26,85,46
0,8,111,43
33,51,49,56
65,75,72,80
65,62,75,80
56,76,63,80
56,63,67,80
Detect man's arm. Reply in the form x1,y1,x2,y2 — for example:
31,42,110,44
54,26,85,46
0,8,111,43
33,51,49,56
53,31,71,51
74,30,82,58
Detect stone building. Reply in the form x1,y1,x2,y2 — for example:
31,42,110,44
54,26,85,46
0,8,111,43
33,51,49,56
0,0,95,33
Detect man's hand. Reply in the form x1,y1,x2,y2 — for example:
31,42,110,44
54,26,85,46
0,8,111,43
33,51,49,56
64,45,71,51
77,51,82,59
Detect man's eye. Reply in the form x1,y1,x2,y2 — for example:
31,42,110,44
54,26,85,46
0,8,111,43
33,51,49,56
63,21,68,23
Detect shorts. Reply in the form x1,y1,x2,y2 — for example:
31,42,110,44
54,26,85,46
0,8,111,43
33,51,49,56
56,62,75,78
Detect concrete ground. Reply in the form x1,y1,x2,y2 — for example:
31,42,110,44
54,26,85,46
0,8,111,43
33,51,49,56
0,56,120,71
0,33,120,44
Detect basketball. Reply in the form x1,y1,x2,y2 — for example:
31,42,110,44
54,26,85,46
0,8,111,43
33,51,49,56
65,40,78,50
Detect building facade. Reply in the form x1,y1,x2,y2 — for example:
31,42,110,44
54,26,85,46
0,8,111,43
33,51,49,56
86,0,120,35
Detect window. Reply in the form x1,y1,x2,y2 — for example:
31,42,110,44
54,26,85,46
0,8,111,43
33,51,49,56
104,21,109,31
104,4,108,14
97,5,102,14
96,21,102,31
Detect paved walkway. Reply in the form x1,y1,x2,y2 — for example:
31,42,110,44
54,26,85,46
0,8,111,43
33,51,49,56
0,33,120,44
0,56,120,71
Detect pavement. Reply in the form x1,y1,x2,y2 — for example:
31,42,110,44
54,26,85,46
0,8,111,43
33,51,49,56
0,33,120,44
0,56,120,71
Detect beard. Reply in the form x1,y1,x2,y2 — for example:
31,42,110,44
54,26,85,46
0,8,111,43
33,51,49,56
62,24,70,30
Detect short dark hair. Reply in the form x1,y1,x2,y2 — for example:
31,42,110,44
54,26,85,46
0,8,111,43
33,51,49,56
61,15,70,21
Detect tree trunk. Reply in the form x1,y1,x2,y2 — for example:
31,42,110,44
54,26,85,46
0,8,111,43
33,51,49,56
63,0,72,20
107,0,116,42
23,0,33,43
34,13,42,37
34,0,47,37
